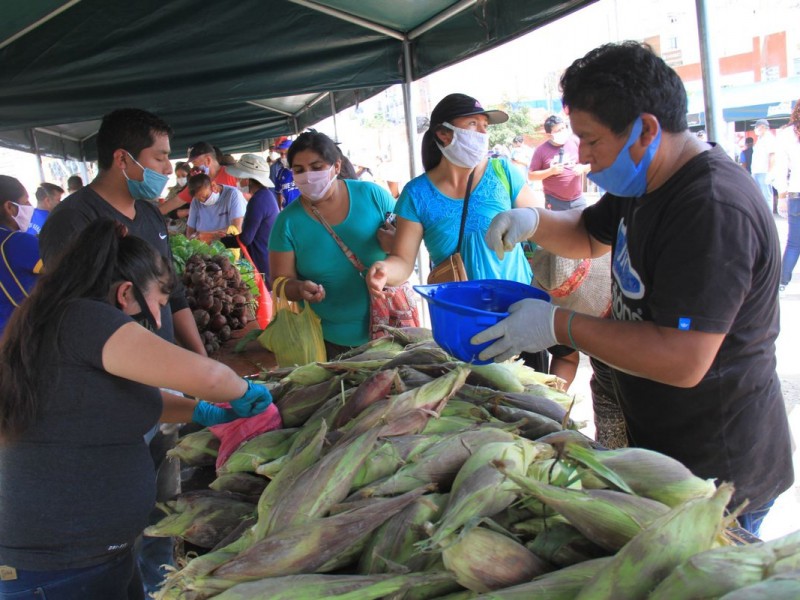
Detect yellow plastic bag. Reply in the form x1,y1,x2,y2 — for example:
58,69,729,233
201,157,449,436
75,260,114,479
258,277,326,367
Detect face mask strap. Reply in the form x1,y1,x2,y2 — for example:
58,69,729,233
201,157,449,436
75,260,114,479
130,282,158,331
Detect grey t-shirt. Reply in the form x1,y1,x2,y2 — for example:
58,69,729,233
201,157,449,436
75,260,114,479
0,299,163,569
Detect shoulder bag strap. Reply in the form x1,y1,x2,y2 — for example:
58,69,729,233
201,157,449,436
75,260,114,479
307,203,368,273
456,170,476,254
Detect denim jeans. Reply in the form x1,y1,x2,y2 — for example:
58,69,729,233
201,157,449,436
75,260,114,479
781,195,800,286
0,550,143,600
545,193,587,212
753,173,773,207
737,499,775,538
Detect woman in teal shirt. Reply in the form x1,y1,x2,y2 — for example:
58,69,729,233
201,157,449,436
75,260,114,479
269,132,395,355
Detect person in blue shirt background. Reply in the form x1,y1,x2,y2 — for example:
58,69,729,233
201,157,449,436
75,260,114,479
0,175,42,336
28,182,63,236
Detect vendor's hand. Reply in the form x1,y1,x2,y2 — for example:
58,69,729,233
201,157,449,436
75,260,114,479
376,221,396,254
230,380,273,418
299,280,326,303
550,163,565,176
366,261,389,298
485,208,540,260
192,400,237,427
471,299,558,363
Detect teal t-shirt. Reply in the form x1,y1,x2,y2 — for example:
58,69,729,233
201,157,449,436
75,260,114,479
268,179,395,347
395,158,532,284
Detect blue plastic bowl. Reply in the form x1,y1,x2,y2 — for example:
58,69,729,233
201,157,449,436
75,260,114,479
413,279,550,365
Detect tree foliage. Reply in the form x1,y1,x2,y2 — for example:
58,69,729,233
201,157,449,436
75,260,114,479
489,103,538,148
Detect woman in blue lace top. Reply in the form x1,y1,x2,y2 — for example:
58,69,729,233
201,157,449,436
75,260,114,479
365,93,541,293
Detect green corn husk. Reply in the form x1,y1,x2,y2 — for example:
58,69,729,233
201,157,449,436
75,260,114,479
145,491,254,549
526,522,610,567
357,428,516,499
490,405,563,439
499,470,670,552
503,359,565,388
472,556,614,600
336,365,470,443
333,367,400,428
522,383,575,409
564,442,717,507
382,346,452,370
526,457,583,489
211,573,396,600
335,335,406,359
573,483,734,600
350,434,442,491
427,440,548,547
718,570,800,600
441,526,552,593
258,428,381,537
199,487,431,593
383,570,464,600
377,325,434,345
649,529,800,600
216,428,297,474
439,399,495,422
510,514,569,536
209,472,268,497
166,428,219,466
279,361,335,386
359,493,449,574
275,376,343,427
421,415,481,434
467,363,525,393
489,391,570,424
395,366,435,390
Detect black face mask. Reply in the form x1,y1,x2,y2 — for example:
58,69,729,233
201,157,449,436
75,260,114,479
116,283,158,332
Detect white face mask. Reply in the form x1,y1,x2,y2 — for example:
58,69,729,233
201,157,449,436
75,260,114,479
294,165,336,202
176,177,187,187
551,130,570,146
437,122,489,169
11,202,34,231
200,191,220,207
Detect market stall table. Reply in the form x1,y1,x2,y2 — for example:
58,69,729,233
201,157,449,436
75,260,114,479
211,319,276,378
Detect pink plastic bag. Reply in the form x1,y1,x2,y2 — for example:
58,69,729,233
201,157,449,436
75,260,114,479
209,403,283,470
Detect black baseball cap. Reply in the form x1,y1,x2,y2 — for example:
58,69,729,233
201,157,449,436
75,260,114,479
430,93,508,127
187,141,215,160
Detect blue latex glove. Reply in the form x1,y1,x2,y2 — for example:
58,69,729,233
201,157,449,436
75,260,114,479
229,380,273,418
470,299,558,362
192,401,238,427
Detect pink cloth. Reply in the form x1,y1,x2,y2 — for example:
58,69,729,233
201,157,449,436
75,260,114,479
209,403,283,470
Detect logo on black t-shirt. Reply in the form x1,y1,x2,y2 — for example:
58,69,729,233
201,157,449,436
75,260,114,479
612,220,645,322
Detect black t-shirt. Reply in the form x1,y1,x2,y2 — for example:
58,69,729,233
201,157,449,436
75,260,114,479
583,145,793,511
39,186,188,343
0,300,162,569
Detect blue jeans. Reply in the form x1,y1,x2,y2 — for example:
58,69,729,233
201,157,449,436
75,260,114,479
737,499,775,538
0,550,143,600
781,195,800,286
753,173,773,207
545,193,587,212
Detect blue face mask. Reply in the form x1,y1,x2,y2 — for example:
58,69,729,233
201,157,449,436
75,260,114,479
588,116,661,197
123,152,169,200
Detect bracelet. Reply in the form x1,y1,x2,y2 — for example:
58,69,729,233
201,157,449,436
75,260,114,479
567,311,580,351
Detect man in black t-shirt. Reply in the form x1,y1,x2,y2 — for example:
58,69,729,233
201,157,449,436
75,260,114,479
473,42,793,538
39,108,207,595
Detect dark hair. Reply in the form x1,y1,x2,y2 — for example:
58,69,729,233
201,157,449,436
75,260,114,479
67,175,83,190
338,155,358,180
35,183,64,203
560,41,688,135
0,218,174,440
175,161,191,176
745,137,754,146
188,173,212,196
287,131,341,168
421,125,451,172
96,108,173,171
544,115,564,134
0,175,26,204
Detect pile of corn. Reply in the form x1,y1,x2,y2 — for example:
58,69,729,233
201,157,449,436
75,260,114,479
153,327,800,600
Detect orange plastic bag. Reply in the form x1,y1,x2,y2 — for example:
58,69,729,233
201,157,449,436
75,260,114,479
257,277,326,367
236,238,271,328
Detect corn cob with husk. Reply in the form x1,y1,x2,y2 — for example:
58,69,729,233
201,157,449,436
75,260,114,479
350,434,443,491
382,569,465,600
333,367,400,428
648,529,800,599
145,490,255,549
359,493,449,574
208,472,268,497
215,427,297,474
334,334,406,359
438,399,495,423
382,346,452,370
167,428,220,466
190,487,431,596
274,375,343,427
482,390,570,424
278,361,334,386
335,365,470,443
526,522,610,567
395,366,435,390
717,570,800,599
489,405,564,439
503,358,566,389
498,468,670,552
472,556,613,599
510,513,569,536
572,482,734,600
377,324,434,346
354,428,516,500
467,363,525,393
421,415,483,435
441,525,552,592
426,440,549,548
562,442,717,507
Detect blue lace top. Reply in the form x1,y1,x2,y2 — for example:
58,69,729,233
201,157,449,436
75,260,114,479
396,158,532,283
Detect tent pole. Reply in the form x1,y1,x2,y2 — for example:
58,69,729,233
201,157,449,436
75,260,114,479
330,93,339,142
695,0,724,145
30,129,46,183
